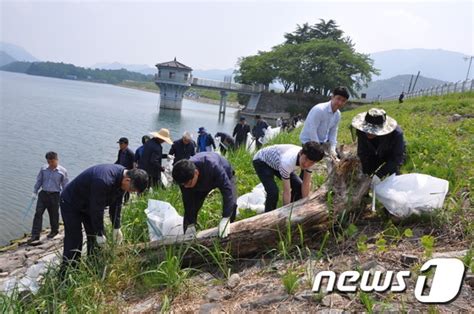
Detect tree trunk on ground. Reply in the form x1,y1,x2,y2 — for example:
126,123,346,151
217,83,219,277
138,154,371,264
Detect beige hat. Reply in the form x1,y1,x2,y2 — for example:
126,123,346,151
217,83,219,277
150,128,173,144
351,108,397,136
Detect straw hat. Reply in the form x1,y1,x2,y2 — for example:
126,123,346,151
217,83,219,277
150,128,173,144
351,108,397,136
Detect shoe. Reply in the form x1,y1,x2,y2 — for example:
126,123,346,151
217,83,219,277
47,231,59,239
27,236,40,245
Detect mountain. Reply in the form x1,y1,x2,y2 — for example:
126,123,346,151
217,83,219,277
92,62,156,75
0,51,16,67
359,74,447,99
0,42,38,62
192,68,235,81
369,49,470,82
92,62,235,81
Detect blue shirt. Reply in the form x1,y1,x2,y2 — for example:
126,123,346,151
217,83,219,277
181,153,236,217
299,100,341,151
61,164,125,235
34,165,69,193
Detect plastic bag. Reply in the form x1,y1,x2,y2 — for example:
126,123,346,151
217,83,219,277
145,199,183,241
374,173,449,218
161,157,174,188
261,126,281,145
237,183,267,214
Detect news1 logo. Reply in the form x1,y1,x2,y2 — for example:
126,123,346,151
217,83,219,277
312,258,466,304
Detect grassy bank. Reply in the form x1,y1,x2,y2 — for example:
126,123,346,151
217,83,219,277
2,92,473,312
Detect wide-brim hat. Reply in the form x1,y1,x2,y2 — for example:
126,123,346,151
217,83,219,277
351,108,397,136
150,128,173,144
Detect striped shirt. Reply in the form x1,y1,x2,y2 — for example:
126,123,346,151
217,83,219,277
253,144,304,179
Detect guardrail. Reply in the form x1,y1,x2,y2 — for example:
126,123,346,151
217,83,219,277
191,78,264,93
367,79,474,102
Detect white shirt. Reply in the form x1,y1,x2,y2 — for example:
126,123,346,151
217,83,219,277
299,100,341,151
253,144,303,180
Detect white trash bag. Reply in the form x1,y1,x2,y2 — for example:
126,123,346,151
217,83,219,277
237,183,267,214
160,157,174,188
145,199,183,241
261,126,281,145
374,173,449,218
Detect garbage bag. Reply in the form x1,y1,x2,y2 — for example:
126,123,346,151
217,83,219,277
145,199,183,241
161,157,174,188
261,126,281,145
237,183,267,214
374,173,449,218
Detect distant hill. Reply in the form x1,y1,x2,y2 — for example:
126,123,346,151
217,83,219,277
370,49,470,82
0,61,152,84
92,62,236,81
359,74,447,99
0,51,16,67
0,42,38,62
92,62,157,75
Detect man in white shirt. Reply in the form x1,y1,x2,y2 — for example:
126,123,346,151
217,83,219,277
252,141,324,212
299,86,350,159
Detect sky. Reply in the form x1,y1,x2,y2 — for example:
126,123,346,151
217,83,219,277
1,0,473,70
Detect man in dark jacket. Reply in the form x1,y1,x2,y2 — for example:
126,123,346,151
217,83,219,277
140,129,173,188
168,131,196,165
134,135,150,169
352,108,406,181
197,127,216,152
115,137,135,170
233,117,251,148
172,152,237,238
215,132,235,155
252,115,269,149
59,165,148,274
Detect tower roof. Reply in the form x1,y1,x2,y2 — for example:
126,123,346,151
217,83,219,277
156,58,192,70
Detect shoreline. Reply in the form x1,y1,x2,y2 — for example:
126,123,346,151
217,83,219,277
116,83,242,108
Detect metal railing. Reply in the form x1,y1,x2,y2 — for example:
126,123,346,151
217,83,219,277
367,79,474,102
191,78,264,93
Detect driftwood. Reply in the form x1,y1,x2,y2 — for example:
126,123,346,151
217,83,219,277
139,154,371,263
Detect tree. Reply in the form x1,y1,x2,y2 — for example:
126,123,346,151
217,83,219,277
284,19,346,44
234,51,277,90
236,19,379,97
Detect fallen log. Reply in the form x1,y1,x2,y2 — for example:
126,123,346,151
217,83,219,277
139,154,371,263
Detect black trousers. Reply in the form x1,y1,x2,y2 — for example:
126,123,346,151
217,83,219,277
31,191,60,237
109,201,122,229
181,176,237,233
60,199,98,267
253,159,302,212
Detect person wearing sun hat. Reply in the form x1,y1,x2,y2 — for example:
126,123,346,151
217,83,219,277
140,128,173,188
352,108,406,183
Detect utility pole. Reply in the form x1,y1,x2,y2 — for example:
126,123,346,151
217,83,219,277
464,56,473,80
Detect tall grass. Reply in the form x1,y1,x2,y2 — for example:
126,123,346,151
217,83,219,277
2,92,473,311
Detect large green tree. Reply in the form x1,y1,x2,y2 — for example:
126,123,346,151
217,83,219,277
235,19,378,97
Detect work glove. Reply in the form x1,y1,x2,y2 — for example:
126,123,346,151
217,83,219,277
96,235,107,247
185,224,197,237
31,192,38,200
218,217,230,238
329,148,339,162
112,228,123,245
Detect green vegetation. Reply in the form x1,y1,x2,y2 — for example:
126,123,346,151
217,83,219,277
1,92,473,311
235,19,378,95
1,61,152,84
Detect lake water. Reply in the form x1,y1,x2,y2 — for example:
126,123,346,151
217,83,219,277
0,71,239,246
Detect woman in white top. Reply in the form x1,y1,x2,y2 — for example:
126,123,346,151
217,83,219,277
252,141,324,212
